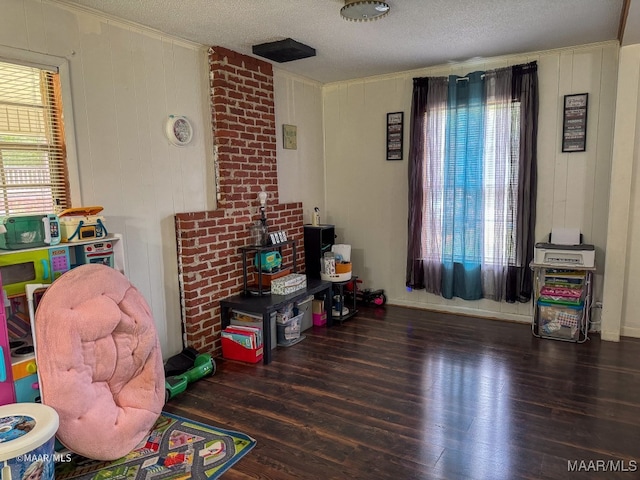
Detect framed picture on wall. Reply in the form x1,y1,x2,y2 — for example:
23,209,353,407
562,93,588,152
386,112,404,161
283,124,297,150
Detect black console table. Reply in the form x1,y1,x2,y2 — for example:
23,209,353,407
220,278,332,364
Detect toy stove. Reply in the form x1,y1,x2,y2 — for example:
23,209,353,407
10,336,35,370
10,336,39,400
10,338,34,359
75,240,114,268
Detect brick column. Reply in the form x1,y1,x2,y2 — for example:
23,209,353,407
175,47,304,355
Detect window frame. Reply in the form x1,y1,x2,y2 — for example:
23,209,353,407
0,45,82,209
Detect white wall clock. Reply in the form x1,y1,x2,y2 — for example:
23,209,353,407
165,115,193,146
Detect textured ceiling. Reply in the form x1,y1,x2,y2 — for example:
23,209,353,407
54,0,629,83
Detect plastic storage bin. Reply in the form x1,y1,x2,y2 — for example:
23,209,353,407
0,403,59,480
277,312,303,346
312,312,327,326
537,301,583,340
221,337,263,363
295,295,314,332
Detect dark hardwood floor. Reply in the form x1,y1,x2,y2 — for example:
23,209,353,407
164,305,640,479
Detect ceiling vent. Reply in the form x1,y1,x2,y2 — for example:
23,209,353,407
252,38,316,63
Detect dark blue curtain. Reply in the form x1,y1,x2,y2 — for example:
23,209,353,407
441,71,485,300
406,62,537,303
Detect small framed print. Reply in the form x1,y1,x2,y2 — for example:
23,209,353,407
388,112,403,124
388,132,401,142
283,124,297,150
386,112,404,160
269,231,288,244
562,93,588,152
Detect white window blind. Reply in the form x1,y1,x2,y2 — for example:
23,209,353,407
0,60,69,216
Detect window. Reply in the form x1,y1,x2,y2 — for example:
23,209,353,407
406,63,538,303
479,100,520,266
0,60,70,215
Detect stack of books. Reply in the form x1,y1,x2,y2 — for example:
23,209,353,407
221,324,263,363
539,269,585,306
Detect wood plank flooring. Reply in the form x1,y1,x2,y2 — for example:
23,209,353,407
164,305,640,479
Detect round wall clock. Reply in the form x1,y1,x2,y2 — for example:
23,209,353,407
165,115,193,146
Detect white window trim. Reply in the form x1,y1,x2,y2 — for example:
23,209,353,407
0,45,82,207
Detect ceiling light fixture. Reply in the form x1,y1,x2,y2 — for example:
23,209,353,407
340,0,390,22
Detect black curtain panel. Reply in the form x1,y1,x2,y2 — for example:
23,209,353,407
406,77,429,291
506,61,538,303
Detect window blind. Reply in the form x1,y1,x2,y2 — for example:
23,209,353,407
0,60,69,216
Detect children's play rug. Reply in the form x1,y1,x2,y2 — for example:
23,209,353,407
55,412,256,479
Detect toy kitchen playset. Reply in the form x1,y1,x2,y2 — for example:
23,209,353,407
0,206,122,405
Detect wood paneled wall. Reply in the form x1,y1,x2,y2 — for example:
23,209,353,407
322,42,618,326
0,0,216,358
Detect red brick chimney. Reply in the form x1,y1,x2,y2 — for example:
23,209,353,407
174,47,304,355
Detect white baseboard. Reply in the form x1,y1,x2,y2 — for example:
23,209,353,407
621,325,640,339
389,299,532,324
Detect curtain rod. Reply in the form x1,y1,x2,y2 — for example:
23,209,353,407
455,74,486,82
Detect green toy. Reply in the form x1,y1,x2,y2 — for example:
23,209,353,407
164,352,215,402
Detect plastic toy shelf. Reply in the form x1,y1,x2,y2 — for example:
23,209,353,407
530,262,595,343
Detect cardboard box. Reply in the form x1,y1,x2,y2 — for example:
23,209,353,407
271,273,307,295
312,299,324,314
254,267,292,287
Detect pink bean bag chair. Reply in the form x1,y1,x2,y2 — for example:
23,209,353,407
34,264,165,460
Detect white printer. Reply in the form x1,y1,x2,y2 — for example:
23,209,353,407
533,228,595,268
534,242,595,268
